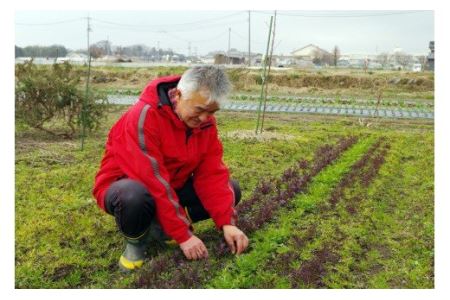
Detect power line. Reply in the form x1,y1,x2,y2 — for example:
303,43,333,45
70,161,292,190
252,10,428,18
231,29,265,45
14,10,427,27
91,19,247,33
90,11,244,29
162,30,228,44
15,17,84,26
15,13,247,33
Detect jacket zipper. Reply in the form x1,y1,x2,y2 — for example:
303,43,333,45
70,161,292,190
174,129,193,181
185,128,193,145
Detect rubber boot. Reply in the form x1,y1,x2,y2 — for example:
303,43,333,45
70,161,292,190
118,230,150,272
118,218,180,271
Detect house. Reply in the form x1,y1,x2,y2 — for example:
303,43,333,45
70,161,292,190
291,44,332,60
213,50,246,65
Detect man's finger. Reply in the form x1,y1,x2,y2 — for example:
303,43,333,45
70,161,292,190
184,249,192,260
196,248,204,259
190,249,198,260
240,235,247,250
189,248,197,260
225,236,236,254
243,236,249,251
236,237,244,255
201,245,209,258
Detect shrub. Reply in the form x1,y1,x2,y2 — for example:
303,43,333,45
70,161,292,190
15,60,109,138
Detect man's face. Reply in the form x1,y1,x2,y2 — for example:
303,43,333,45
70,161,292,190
174,89,220,129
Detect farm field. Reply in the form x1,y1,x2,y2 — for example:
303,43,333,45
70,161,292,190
23,64,435,101
15,105,434,288
107,94,434,120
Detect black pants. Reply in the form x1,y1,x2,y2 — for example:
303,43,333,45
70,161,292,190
105,177,241,239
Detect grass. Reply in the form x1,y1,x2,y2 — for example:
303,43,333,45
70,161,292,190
15,101,434,288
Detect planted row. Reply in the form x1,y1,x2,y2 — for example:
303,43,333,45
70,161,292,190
134,136,358,288
237,136,358,234
260,137,390,288
229,94,433,110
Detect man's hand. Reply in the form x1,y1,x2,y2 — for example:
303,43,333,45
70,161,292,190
223,225,249,255
179,235,209,260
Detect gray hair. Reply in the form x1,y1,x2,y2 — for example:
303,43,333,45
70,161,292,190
177,65,231,104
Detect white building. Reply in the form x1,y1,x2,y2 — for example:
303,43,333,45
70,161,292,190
291,44,332,60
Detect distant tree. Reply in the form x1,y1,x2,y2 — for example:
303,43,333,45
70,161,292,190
119,44,148,57
19,45,67,58
47,45,67,58
15,45,24,57
332,46,341,67
94,40,112,56
312,49,334,66
394,51,413,68
89,45,105,59
377,52,390,68
324,54,334,66
312,49,323,65
363,58,369,73
110,43,183,60
417,55,427,70
114,46,124,56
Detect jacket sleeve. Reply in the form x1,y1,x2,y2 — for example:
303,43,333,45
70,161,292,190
193,125,237,230
112,106,193,244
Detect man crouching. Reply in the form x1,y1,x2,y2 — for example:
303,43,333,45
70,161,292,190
92,66,249,271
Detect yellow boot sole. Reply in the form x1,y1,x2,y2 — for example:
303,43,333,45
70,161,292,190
119,255,144,272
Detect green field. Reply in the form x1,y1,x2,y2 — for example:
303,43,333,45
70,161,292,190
15,105,434,288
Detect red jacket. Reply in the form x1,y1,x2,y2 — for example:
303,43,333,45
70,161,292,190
93,75,237,244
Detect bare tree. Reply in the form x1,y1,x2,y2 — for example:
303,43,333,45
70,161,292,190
89,45,105,59
95,40,112,56
377,52,390,68
417,55,427,70
394,51,413,68
312,49,323,65
332,46,340,67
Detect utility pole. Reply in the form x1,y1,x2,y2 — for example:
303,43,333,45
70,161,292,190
188,41,191,58
260,10,277,133
228,27,231,64
81,14,92,150
228,27,231,53
255,16,273,135
157,41,160,61
248,10,251,66
54,48,59,64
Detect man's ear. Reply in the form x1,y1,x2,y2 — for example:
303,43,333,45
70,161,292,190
174,89,182,101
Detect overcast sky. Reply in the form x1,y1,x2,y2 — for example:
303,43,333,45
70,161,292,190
15,10,434,56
